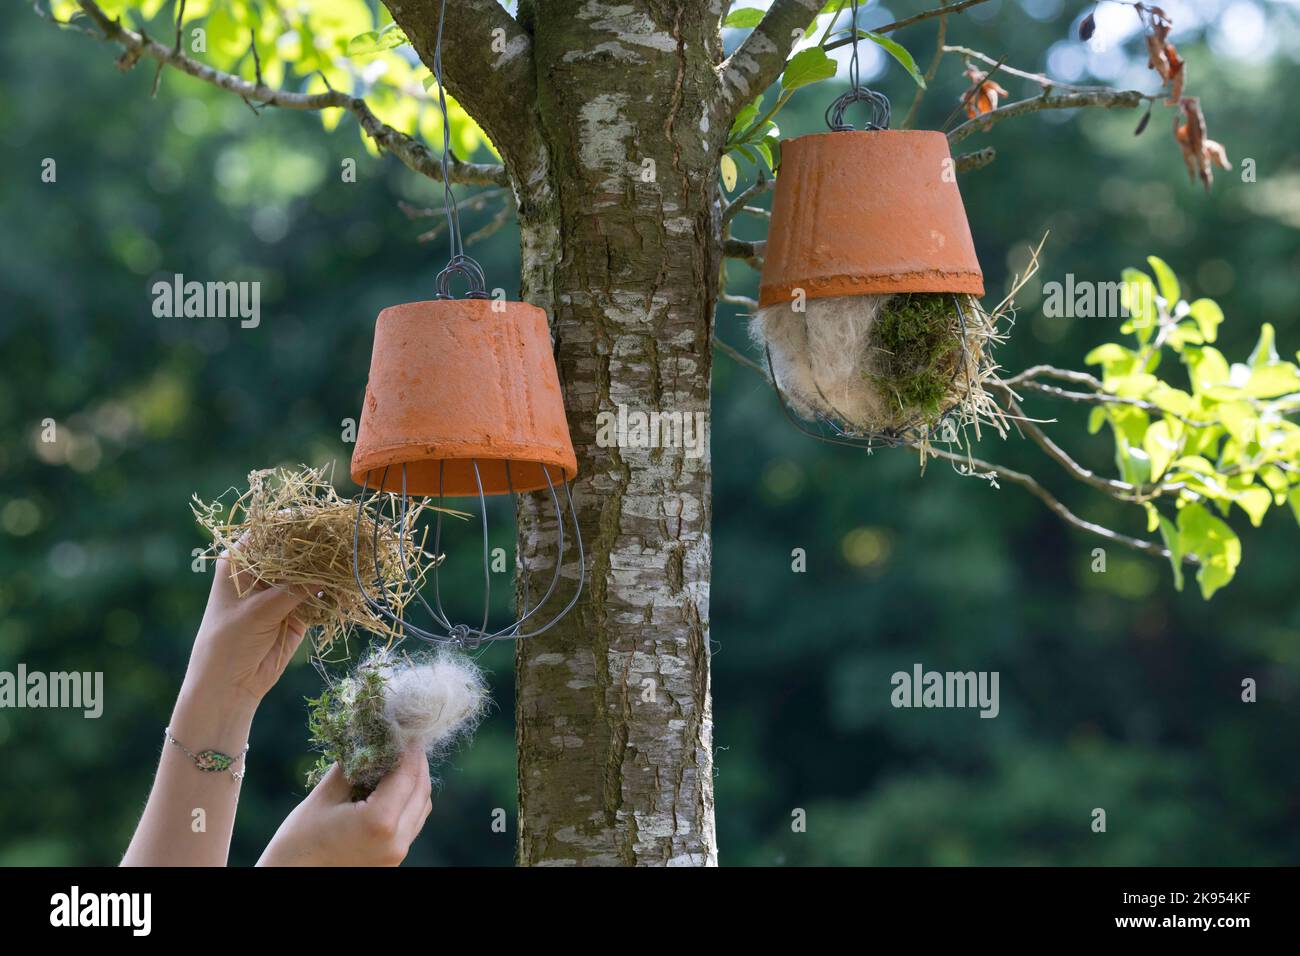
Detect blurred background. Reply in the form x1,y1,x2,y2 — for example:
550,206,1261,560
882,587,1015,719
1,0,1297,866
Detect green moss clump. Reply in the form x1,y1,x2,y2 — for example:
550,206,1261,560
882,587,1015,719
306,657,400,801
866,292,965,426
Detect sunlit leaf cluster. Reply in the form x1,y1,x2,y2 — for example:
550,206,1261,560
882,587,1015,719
54,0,491,158
1086,256,1300,597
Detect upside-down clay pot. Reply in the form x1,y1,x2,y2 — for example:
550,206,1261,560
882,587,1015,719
758,130,985,308
350,299,577,497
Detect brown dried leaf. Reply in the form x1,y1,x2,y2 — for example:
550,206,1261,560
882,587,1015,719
962,65,1009,119
1174,97,1229,191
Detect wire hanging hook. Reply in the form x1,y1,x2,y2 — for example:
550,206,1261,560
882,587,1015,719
824,0,892,132
431,0,488,299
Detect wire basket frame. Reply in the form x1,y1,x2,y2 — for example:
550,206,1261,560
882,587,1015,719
761,293,976,452
352,459,584,650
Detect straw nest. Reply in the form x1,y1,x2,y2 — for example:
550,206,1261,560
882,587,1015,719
191,464,443,652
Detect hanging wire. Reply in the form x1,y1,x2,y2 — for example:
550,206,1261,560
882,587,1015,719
345,0,586,653
431,0,487,299
824,0,892,132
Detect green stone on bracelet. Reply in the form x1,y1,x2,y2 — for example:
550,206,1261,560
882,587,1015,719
194,750,235,772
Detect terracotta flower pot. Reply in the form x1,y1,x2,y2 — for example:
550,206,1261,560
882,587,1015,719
758,130,984,309
350,299,577,497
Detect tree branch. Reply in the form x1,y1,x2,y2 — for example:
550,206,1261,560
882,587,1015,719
943,45,1128,93
955,147,996,172
71,0,508,187
925,446,1194,564
382,0,545,207
722,173,772,226
714,339,1194,564
723,238,765,269
948,88,1146,144
717,0,822,120
825,0,994,52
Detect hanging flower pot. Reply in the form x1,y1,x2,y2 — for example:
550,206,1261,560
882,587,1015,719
750,92,1000,446
350,298,577,497
348,293,583,649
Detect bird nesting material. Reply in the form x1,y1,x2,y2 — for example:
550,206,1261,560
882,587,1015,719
191,464,449,653
306,646,488,800
751,291,1004,442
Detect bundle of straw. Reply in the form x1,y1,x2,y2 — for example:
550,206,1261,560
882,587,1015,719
192,464,446,652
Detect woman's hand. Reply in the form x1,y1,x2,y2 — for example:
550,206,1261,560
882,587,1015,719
183,553,317,710
122,553,319,866
257,747,434,867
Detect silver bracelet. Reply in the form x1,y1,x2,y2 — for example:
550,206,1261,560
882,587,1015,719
163,726,249,781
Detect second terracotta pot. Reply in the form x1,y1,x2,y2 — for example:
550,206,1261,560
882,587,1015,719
758,130,985,309
350,299,577,497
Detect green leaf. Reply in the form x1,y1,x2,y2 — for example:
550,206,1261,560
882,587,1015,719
1147,384,1194,417
764,134,782,171
1146,255,1180,306
347,23,409,56
1087,406,1107,435
1143,419,1182,482
1290,487,1300,526
862,31,926,88
1234,485,1271,527
1184,346,1230,394
723,7,766,28
1121,269,1158,344
1259,465,1290,504
1178,502,1241,600
1187,298,1224,343
1215,400,1258,446
1157,515,1184,591
1244,363,1300,399
1248,323,1278,368
781,47,837,91
1118,445,1152,487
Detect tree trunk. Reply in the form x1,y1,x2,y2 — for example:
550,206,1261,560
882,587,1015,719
388,0,750,866
512,3,722,867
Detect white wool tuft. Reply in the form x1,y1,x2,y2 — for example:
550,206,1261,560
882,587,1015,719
381,652,489,756
751,294,894,429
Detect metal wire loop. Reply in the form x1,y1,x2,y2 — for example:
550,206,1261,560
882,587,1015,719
435,254,489,299
824,0,891,132
825,86,892,132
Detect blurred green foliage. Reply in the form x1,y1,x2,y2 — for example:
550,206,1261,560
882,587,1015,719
1,0,1297,866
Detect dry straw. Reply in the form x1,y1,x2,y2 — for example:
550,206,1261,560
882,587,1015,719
192,464,455,654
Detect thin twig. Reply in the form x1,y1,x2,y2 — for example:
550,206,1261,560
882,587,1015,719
948,88,1146,144
901,0,950,130
150,0,185,97
925,446,1195,563
825,0,994,51
723,238,765,269
722,173,772,227
955,147,996,172
714,337,769,378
